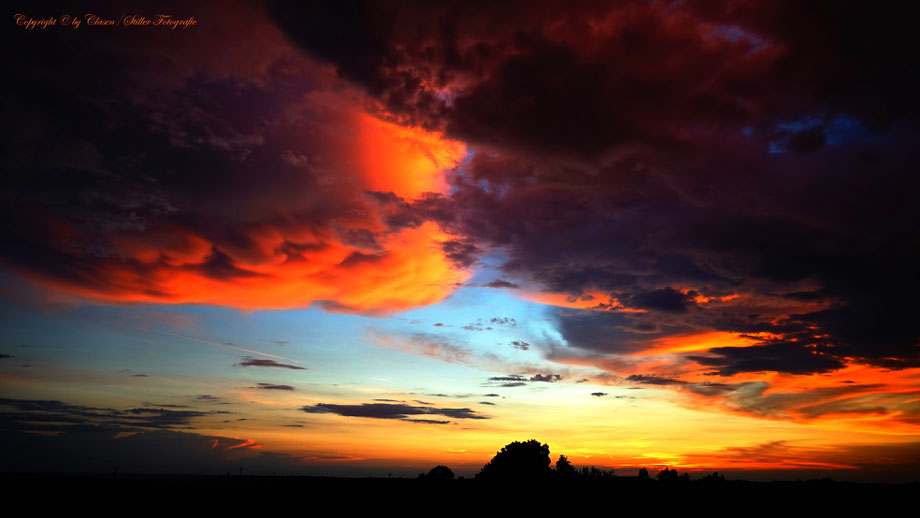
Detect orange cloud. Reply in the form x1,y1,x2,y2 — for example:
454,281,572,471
17,110,471,314
356,113,466,199
634,331,769,357
548,332,920,436
669,364,920,435
39,221,468,314
519,290,644,312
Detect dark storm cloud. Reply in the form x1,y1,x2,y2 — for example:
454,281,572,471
269,0,748,156
3,3,294,289
2,1,478,315
689,342,845,376
264,0,920,376
237,357,307,370
622,288,697,313
268,0,920,147
302,402,487,421
553,310,690,355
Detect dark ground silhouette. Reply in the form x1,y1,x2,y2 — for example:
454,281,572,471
2,439,916,516
2,472,914,516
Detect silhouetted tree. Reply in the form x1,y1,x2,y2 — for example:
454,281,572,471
425,465,455,481
477,439,551,481
556,455,576,477
637,467,650,480
657,467,679,482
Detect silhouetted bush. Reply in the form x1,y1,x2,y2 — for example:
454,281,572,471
657,467,688,482
477,439,551,481
421,465,455,481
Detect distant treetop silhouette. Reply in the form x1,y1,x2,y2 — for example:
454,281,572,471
423,465,455,481
477,439,552,480
657,467,689,482
556,454,576,477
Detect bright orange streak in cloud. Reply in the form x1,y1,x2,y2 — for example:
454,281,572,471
54,222,469,313
356,113,466,198
519,290,644,312
635,331,770,357
691,293,741,304
521,289,743,312
226,438,261,450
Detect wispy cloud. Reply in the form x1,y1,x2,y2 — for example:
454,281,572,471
253,383,295,391
236,356,306,370
156,331,304,364
0,397,227,432
302,401,489,423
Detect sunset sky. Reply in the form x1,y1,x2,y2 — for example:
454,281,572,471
2,0,919,481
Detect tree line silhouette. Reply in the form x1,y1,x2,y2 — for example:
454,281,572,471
404,439,920,516
2,437,909,516
418,439,725,483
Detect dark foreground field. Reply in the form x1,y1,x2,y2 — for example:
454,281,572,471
2,473,915,517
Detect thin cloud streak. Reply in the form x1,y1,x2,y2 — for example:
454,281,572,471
154,331,304,364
